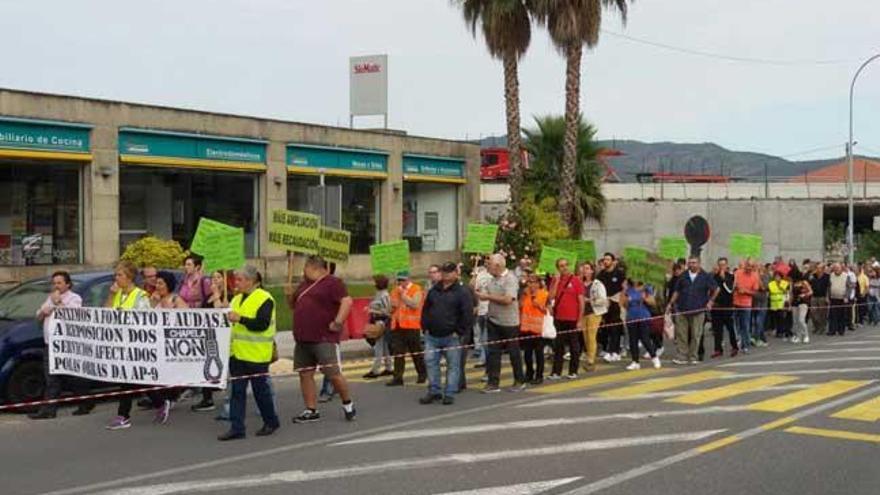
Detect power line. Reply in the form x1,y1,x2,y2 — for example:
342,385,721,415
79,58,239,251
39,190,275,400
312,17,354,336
600,30,856,66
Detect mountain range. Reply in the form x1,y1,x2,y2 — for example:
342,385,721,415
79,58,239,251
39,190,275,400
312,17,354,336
478,136,873,182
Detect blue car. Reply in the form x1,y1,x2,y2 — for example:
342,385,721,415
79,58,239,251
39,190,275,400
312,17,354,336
0,272,116,408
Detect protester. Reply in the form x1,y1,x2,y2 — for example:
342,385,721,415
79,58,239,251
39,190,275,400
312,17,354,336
520,272,549,384
791,274,813,344
363,275,393,379
857,265,870,326
809,263,830,336
456,262,479,391
178,255,212,309
470,260,492,368
188,270,231,413
846,265,858,331
733,259,760,354
478,253,526,393
667,257,717,365
711,258,738,358
217,266,280,440
620,279,661,370
768,271,791,339
29,271,94,420
828,263,849,336
427,264,442,290
289,256,356,423
868,267,880,325
581,262,608,372
144,271,189,424
597,253,626,362
105,260,152,431
548,258,585,379
419,262,473,405
141,265,159,297
386,272,427,386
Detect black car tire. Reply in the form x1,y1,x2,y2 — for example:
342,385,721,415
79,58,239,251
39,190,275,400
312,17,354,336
5,360,44,413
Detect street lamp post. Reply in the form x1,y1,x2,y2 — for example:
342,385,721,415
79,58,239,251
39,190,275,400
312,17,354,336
847,53,880,264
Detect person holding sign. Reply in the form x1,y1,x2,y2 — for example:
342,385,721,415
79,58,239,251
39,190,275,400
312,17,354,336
289,256,356,424
218,266,281,441
105,261,152,431
386,272,428,387
29,271,94,420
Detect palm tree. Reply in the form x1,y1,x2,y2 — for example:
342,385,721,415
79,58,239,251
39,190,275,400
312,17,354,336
531,0,629,235
459,0,532,211
523,115,605,237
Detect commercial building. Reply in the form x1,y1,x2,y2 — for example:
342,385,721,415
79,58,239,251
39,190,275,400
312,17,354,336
0,89,480,284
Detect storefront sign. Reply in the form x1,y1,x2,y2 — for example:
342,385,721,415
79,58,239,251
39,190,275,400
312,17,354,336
547,239,597,265
287,144,388,175
190,218,246,274
0,118,90,153
463,223,498,254
537,246,577,275
47,307,232,388
268,209,320,254
370,240,410,274
729,233,763,259
319,226,351,264
119,129,266,164
658,237,688,261
350,54,388,117
403,154,465,179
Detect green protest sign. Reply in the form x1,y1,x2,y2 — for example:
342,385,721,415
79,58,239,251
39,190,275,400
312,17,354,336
462,223,499,254
200,228,246,274
370,240,411,274
268,209,320,254
190,217,238,257
623,246,649,263
626,252,668,289
729,233,762,259
319,226,351,264
537,246,577,275
658,237,688,261
547,239,597,264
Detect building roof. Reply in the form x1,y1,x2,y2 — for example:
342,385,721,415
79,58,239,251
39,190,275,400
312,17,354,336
789,157,880,182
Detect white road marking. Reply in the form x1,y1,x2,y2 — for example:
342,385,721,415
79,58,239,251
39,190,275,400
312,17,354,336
333,408,742,445
722,368,880,378
557,384,880,495
719,357,877,367
99,430,725,495
782,348,880,354
434,477,583,495
827,340,880,346
517,385,811,408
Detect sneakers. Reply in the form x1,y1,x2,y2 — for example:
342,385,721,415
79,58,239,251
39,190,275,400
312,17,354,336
481,386,501,394
547,374,562,381
362,371,381,379
508,382,527,392
106,416,131,430
652,357,662,369
672,358,688,365
419,393,442,405
342,402,356,421
603,353,621,363
191,399,215,412
643,352,651,360
154,400,171,424
565,373,578,380
292,409,321,424
442,395,455,406
529,378,544,385
791,336,801,344
625,362,641,371
480,375,489,382
803,336,810,344
689,360,700,365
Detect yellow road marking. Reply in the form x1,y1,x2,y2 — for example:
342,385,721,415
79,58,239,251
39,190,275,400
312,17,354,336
532,368,668,395
696,435,741,453
597,370,731,398
786,426,880,444
830,396,880,422
758,416,798,431
668,375,798,405
747,380,871,413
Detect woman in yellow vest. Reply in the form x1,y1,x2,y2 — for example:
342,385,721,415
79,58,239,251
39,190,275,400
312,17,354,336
104,260,151,431
768,271,791,340
520,273,549,384
386,272,427,386
218,265,280,441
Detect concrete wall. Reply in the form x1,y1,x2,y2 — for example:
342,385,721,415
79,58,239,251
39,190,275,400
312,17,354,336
0,89,480,284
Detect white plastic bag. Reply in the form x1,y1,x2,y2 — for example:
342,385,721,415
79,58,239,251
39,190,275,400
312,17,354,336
542,315,557,339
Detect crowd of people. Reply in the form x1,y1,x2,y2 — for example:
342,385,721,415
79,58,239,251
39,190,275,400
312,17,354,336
24,248,877,437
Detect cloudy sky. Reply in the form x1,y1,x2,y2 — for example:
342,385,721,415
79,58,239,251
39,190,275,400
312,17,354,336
1,0,878,159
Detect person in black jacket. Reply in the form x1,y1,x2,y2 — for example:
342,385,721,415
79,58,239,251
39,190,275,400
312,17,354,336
711,258,738,359
419,262,474,405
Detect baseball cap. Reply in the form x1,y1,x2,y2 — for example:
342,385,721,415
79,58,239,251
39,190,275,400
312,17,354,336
396,271,410,280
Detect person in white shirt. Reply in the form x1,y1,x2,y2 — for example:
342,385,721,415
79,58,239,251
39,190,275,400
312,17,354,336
29,271,93,420
471,260,492,367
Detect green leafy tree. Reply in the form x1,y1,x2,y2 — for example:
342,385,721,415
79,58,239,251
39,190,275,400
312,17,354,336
531,0,630,229
523,115,606,237
120,236,187,269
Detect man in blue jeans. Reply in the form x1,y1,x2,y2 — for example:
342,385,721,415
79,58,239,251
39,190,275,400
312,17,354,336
419,262,474,405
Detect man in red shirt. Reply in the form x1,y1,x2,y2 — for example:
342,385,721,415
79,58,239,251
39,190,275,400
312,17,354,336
548,258,585,379
289,256,355,424
734,259,761,353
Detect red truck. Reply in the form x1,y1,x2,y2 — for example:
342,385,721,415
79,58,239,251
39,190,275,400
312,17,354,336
481,147,621,182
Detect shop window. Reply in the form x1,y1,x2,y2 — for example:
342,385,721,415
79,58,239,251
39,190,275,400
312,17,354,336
119,168,258,257
402,182,458,252
0,163,80,266
288,176,379,254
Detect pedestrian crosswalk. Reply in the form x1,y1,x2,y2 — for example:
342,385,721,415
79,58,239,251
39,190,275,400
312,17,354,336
597,371,731,398
668,375,798,405
747,380,871,412
830,395,880,422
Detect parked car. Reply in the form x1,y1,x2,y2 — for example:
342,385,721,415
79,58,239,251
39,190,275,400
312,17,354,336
0,272,116,408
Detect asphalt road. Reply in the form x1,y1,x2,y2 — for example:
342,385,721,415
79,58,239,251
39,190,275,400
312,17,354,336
4,327,880,495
